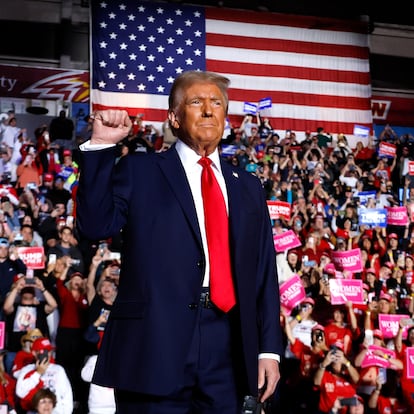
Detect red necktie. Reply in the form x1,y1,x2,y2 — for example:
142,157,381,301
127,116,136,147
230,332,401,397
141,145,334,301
198,157,236,312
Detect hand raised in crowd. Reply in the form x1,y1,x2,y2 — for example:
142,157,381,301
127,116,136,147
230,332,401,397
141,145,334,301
93,310,109,329
49,203,66,220
52,257,69,280
322,346,344,366
12,275,33,293
91,252,104,268
90,109,132,145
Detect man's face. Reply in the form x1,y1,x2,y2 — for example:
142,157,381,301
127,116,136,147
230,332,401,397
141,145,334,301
0,244,9,259
170,82,226,154
21,293,35,304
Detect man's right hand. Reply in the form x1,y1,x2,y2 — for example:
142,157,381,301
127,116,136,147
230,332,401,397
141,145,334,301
90,109,132,146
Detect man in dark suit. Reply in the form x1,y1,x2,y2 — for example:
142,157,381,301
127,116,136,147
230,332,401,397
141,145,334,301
76,70,283,413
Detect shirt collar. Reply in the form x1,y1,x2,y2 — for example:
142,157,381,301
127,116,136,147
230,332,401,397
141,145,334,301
175,139,222,173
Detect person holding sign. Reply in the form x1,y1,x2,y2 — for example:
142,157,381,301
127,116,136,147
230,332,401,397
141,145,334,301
394,319,414,410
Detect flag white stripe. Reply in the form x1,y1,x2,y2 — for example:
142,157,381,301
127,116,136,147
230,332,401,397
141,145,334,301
220,73,371,97
206,46,370,74
206,19,369,48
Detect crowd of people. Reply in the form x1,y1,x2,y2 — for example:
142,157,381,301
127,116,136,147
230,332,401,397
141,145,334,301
0,103,413,414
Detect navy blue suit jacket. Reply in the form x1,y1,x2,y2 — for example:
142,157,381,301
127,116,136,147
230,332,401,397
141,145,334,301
76,144,283,396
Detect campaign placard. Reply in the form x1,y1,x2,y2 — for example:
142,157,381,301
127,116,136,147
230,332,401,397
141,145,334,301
329,278,364,305
386,206,409,226
379,142,396,158
243,102,257,114
378,313,409,338
0,321,5,350
361,344,396,369
358,208,387,228
273,230,302,253
406,347,414,378
17,246,45,269
267,200,291,221
279,274,306,315
330,248,363,273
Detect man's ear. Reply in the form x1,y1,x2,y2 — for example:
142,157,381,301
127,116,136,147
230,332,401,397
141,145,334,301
168,111,180,129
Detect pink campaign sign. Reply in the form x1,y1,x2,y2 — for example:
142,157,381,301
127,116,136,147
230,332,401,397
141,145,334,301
406,347,414,378
0,321,5,350
378,314,409,339
361,344,396,369
330,248,363,273
273,230,302,253
279,274,306,315
386,206,409,226
329,279,364,305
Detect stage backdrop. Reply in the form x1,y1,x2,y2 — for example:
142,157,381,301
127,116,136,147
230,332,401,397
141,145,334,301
89,0,373,136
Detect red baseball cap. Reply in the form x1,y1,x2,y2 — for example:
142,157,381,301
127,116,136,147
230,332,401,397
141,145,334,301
32,337,54,352
44,173,54,182
373,329,384,339
301,297,315,306
312,323,325,332
323,263,336,275
379,291,392,302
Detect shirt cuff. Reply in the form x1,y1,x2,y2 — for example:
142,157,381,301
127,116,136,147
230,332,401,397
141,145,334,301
259,353,280,363
79,140,116,151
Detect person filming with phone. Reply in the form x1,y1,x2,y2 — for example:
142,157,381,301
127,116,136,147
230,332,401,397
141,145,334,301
15,337,73,413
2,274,57,374
76,70,283,413
314,342,360,413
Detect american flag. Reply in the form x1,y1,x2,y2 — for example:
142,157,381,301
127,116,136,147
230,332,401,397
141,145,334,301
91,0,373,135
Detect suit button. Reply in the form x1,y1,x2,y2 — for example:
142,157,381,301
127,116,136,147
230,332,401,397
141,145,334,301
197,260,204,268
188,303,198,310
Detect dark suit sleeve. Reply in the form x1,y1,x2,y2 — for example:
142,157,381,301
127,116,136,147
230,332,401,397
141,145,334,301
76,147,131,241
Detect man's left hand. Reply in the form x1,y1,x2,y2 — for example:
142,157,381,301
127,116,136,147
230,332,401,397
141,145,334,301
258,358,280,403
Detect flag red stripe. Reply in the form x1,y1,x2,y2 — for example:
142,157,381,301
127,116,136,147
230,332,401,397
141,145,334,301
205,7,368,34
206,33,369,59
206,59,371,85
227,88,371,111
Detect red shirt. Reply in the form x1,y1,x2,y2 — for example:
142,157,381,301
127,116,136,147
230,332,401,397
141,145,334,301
397,344,414,406
290,338,325,381
0,371,16,409
355,146,375,162
318,370,357,413
377,395,408,414
12,350,35,377
56,279,88,329
324,323,353,355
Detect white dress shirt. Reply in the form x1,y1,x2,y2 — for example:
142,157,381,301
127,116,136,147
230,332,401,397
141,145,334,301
175,140,228,287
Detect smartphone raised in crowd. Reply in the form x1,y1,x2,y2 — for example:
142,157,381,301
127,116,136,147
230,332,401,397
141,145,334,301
25,268,35,285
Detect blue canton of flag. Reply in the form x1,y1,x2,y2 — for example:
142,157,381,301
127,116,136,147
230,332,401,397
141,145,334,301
91,1,205,97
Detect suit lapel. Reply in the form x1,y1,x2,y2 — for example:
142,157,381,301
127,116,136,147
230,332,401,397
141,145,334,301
157,146,202,246
157,149,243,250
221,160,242,246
